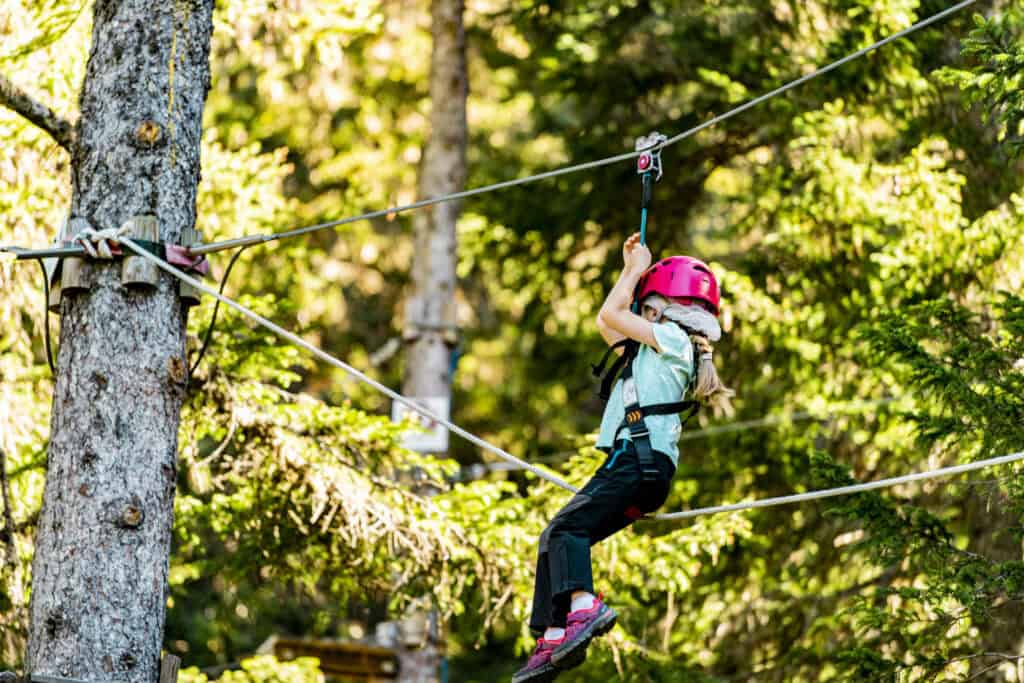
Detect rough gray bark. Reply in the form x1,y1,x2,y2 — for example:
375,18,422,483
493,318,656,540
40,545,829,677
398,0,467,680
26,2,214,681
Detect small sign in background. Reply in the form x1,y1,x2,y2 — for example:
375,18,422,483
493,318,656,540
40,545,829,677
391,396,451,453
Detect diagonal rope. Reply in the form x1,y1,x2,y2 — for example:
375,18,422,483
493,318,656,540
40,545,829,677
121,238,1024,522
120,238,579,495
187,0,978,257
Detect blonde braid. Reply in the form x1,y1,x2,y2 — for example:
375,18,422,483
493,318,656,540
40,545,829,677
689,333,734,415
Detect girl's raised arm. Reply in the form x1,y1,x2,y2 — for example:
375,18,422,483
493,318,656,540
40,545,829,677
596,233,662,352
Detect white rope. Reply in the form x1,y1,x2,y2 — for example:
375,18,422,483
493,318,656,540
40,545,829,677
122,238,1024,523
654,451,1024,521
73,222,132,259
120,239,579,494
188,0,978,256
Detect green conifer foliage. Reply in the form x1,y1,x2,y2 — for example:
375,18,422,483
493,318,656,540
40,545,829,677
2,1,1022,680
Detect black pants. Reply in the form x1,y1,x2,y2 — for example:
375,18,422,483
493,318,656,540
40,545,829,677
528,440,675,632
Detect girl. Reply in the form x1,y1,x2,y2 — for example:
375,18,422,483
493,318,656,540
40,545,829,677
512,233,733,683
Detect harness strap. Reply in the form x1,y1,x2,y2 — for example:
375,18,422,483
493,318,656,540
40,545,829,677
614,400,699,435
593,339,639,401
591,339,631,377
620,359,662,484
592,331,702,484
616,344,701,485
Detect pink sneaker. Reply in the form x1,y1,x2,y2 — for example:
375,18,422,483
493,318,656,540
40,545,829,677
511,637,563,683
550,595,617,669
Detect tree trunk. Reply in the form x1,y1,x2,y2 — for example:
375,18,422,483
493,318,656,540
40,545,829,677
398,0,467,680
403,0,468,407
26,2,214,681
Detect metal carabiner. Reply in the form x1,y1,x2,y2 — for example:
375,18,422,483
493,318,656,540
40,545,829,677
635,131,668,182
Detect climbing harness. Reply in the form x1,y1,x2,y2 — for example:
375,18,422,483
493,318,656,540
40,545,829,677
592,308,707,484
618,349,700,484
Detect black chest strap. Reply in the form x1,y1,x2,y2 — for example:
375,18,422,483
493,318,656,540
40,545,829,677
591,339,639,400
619,359,701,484
593,337,702,484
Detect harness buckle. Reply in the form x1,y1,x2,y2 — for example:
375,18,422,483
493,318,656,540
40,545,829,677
625,409,644,425
641,466,660,484
629,425,650,440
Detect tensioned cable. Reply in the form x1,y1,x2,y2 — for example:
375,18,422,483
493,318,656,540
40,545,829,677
121,238,579,495
188,0,978,257
656,451,1024,521
121,238,1024,522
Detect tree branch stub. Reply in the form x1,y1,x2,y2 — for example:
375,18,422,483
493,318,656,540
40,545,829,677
0,72,75,152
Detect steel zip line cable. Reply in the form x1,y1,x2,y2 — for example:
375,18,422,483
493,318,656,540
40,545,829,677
121,238,1024,522
120,238,580,495
1,0,979,264
182,0,980,258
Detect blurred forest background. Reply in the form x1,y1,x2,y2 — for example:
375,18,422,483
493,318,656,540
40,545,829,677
1,0,1023,680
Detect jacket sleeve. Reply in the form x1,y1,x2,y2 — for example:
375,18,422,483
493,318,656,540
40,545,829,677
652,322,695,387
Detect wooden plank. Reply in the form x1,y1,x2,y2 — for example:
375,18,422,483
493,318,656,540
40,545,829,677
265,637,399,680
121,215,160,288
43,255,62,312
59,218,91,296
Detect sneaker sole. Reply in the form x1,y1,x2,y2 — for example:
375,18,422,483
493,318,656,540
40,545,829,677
511,662,558,683
549,608,618,669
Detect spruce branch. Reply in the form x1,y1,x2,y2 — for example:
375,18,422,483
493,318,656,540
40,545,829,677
0,72,74,152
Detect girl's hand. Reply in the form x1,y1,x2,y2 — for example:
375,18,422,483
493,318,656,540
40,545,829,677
623,232,652,273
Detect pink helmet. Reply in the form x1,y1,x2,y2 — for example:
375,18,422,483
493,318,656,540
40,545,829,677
636,256,720,315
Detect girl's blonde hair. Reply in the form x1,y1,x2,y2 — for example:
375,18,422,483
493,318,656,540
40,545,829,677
644,293,735,414
687,333,734,416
